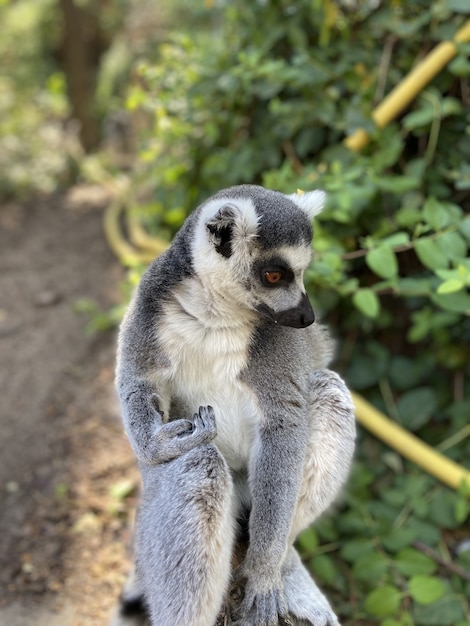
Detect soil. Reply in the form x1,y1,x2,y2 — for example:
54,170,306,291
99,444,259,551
0,186,140,625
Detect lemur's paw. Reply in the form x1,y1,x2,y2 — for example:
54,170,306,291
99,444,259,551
191,405,217,443
289,603,341,626
151,406,216,460
233,585,289,626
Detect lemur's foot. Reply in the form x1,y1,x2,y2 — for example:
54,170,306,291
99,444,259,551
282,549,341,626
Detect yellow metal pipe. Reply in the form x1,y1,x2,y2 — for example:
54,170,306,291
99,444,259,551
345,20,470,151
352,392,470,492
126,210,170,257
103,200,155,266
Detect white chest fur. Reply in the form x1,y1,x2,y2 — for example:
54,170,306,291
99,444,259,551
155,280,260,470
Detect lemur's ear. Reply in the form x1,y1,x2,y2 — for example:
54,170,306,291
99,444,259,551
206,203,258,258
206,204,238,258
287,190,326,220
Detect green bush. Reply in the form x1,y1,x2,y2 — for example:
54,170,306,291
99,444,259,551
0,0,73,197
128,1,470,623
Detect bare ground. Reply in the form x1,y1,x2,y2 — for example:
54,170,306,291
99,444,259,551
0,187,139,625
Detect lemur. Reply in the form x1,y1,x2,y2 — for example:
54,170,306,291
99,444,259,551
115,185,356,626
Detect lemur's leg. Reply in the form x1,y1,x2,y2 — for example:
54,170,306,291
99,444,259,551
290,369,355,539
283,369,355,625
137,443,235,626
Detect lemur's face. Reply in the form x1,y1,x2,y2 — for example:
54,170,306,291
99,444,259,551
191,186,325,329
249,245,314,328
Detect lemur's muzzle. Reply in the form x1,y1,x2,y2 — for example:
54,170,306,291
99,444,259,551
257,292,315,329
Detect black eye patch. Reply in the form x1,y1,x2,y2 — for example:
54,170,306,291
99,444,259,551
256,261,294,288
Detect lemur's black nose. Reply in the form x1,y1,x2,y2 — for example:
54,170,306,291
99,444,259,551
300,310,315,328
296,298,315,328
257,293,315,328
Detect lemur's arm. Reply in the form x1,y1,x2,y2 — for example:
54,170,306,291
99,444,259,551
118,361,217,465
236,384,309,622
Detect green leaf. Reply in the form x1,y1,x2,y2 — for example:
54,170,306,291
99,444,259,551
405,520,440,547
436,231,468,262
366,245,398,279
397,278,432,296
415,238,449,271
454,496,470,524
458,214,470,241
340,539,375,563
441,97,463,117
296,527,319,555
382,232,410,247
429,490,462,529
365,586,402,618
353,288,380,318
413,594,465,626
403,106,435,130
394,548,437,577
396,387,437,431
422,197,450,230
374,175,420,194
310,554,338,586
449,54,470,77
408,576,446,605
397,205,422,228
445,0,470,12
437,278,465,294
431,290,470,313
382,527,417,552
389,356,431,390
435,265,469,282
352,551,389,582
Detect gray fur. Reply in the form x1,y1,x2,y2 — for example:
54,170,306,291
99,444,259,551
115,185,356,626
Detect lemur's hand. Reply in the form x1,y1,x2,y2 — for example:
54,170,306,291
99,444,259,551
233,563,289,626
185,405,218,444
143,404,217,465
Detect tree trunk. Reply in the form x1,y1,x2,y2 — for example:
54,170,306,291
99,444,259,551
59,0,108,152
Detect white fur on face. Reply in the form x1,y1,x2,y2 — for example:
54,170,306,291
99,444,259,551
274,244,313,278
190,196,260,311
191,197,259,267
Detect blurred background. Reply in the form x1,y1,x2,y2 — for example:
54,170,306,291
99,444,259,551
0,1,469,624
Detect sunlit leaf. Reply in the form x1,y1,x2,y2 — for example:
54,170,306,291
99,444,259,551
366,245,398,279
365,586,402,618
415,238,449,270
394,548,437,577
409,576,446,605
352,288,380,318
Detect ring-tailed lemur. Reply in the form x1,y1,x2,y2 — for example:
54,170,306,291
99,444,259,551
115,185,356,626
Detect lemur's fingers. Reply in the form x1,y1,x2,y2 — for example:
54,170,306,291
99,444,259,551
190,405,217,444
147,416,213,463
197,405,217,434
234,584,288,626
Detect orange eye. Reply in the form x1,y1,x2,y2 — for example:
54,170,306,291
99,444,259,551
264,270,283,284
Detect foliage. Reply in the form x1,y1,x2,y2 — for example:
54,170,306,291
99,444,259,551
0,0,136,198
0,0,74,197
126,1,470,623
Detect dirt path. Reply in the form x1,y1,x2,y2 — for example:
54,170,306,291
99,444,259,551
0,187,139,625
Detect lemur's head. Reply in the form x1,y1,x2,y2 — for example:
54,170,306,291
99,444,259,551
191,185,325,329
